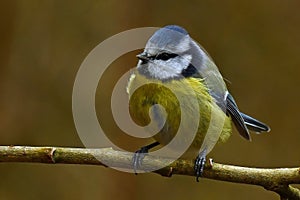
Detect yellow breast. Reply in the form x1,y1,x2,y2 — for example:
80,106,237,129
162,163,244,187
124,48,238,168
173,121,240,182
127,69,232,158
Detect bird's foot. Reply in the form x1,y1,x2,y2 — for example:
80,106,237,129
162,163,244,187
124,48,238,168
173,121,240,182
132,142,160,174
132,146,149,174
194,149,207,182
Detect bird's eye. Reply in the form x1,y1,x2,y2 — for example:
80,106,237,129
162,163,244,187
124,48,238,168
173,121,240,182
156,53,177,61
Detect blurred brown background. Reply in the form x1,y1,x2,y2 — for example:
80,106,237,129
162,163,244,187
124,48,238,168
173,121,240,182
0,1,299,199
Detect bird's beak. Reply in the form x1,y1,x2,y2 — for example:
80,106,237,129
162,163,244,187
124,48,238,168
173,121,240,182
136,52,149,62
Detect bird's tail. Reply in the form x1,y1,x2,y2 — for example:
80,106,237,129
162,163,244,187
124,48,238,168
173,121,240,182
240,112,271,133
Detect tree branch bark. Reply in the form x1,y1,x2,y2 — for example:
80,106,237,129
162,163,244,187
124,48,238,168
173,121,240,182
0,146,299,199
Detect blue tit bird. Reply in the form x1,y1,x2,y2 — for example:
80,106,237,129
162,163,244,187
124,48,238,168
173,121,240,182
126,25,270,181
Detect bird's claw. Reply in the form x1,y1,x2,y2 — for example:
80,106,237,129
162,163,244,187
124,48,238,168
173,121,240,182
132,147,148,174
194,149,207,182
194,155,206,182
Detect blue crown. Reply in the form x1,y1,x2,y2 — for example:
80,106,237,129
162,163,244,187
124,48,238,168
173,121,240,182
163,25,188,35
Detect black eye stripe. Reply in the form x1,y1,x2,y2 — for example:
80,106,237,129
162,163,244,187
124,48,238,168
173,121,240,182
154,52,178,61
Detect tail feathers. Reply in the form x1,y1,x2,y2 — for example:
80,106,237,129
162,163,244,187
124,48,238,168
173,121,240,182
240,112,271,133
226,93,270,140
226,93,251,140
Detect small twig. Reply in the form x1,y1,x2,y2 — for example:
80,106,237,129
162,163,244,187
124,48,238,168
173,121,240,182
0,146,299,199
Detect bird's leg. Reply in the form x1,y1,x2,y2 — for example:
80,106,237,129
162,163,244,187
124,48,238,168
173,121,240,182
194,148,207,182
132,141,160,174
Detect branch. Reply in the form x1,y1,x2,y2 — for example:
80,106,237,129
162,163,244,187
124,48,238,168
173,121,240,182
0,146,299,199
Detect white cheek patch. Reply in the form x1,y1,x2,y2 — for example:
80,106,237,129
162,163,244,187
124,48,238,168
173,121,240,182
147,54,192,80
173,54,192,71
148,62,172,80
